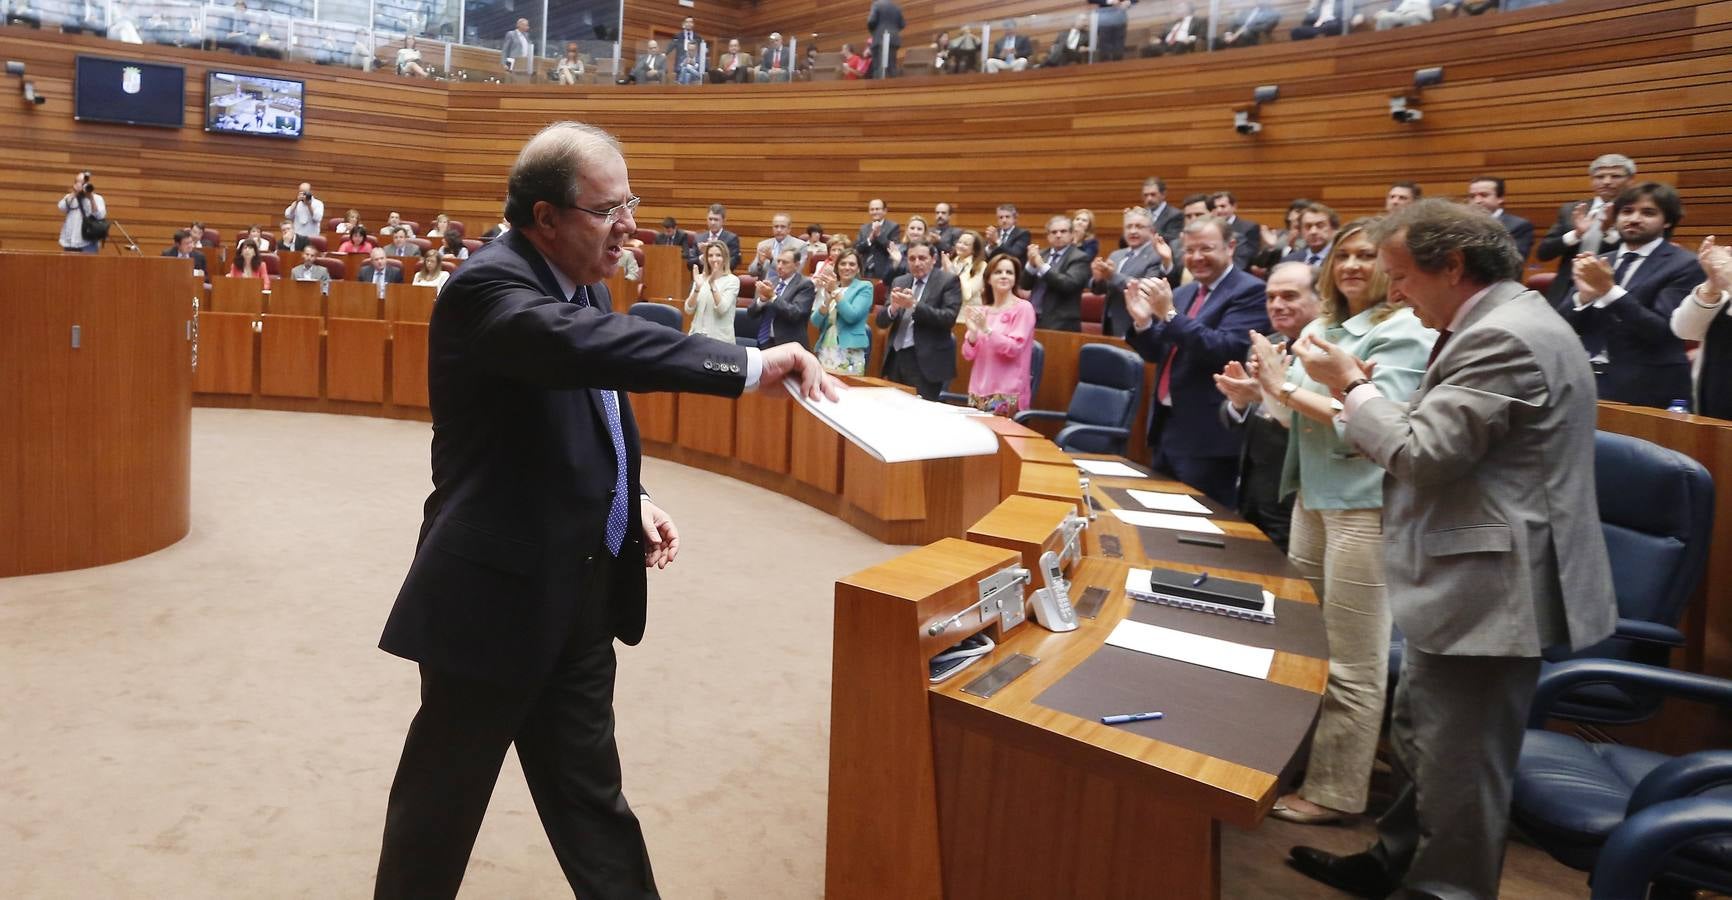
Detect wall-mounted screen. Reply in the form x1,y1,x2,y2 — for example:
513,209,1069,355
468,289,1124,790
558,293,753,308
205,70,305,139
74,55,186,128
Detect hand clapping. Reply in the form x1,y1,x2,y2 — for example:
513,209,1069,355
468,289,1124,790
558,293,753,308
1213,360,1261,408
1699,236,1732,296
1247,331,1289,394
1573,254,1616,300
1292,334,1374,395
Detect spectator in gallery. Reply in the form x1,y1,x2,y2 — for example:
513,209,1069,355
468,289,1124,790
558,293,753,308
339,225,376,254
983,20,1031,73
670,17,703,84
228,240,271,288
759,32,791,82
866,0,905,78
1221,2,1282,46
683,239,739,342
395,34,428,78
810,248,875,374
711,38,750,84
961,253,1038,416
500,17,533,72
290,254,330,286
943,229,988,307
931,31,951,73
1670,237,1732,420
277,219,309,252
1092,0,1134,61
1291,0,1353,40
1146,2,1202,56
841,43,870,79
335,208,361,235
389,228,419,257
441,231,469,260
948,25,982,73
1375,0,1433,29
1043,14,1091,67
412,247,448,290
556,43,587,85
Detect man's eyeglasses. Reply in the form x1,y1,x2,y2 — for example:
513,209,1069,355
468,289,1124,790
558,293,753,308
567,195,641,227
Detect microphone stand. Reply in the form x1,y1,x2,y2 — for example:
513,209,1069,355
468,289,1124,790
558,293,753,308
108,219,143,254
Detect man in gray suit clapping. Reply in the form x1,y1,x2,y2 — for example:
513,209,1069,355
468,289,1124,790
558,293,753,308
1286,199,1616,900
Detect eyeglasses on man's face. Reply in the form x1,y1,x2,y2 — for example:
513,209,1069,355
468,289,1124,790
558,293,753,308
567,195,641,228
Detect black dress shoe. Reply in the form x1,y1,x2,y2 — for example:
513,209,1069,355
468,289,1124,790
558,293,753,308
1287,846,1399,898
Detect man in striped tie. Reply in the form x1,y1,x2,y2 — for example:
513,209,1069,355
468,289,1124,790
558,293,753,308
375,121,838,899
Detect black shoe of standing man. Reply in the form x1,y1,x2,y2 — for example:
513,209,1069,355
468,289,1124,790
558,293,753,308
1287,846,1399,898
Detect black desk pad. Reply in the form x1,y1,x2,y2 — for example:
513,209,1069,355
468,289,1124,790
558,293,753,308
1108,522,1297,577
1124,592,1330,661
1033,646,1320,775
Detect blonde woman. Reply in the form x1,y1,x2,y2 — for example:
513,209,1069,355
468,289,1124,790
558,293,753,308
425,213,452,240
1072,208,1100,259
412,247,448,290
1245,219,1436,826
943,229,988,306
684,239,738,342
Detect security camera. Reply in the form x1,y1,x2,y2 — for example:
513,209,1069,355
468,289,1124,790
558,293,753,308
5,61,24,77
23,81,44,105
1389,96,1421,123
1234,110,1261,135
1413,66,1444,89
1252,84,1279,104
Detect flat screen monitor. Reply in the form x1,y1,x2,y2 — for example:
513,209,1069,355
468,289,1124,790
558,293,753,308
205,70,305,139
74,55,186,128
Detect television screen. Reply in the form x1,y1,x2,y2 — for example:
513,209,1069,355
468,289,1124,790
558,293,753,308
205,71,305,139
74,55,186,128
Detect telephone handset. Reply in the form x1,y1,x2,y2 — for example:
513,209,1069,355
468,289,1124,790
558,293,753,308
1030,550,1078,632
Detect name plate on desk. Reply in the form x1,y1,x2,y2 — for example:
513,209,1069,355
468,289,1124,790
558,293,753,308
962,653,1040,699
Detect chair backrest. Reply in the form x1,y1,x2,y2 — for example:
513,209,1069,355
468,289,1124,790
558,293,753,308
399,220,420,233
1029,340,1046,399
736,274,757,305
1061,343,1144,452
634,227,658,245
314,257,346,280
384,258,403,273
1080,291,1105,326
306,235,328,253
629,301,683,330
439,260,457,273
201,228,223,247
733,307,757,342
1525,270,1557,294
462,239,482,255
412,238,432,252
259,252,281,276
325,216,346,231
630,246,645,267
446,220,466,237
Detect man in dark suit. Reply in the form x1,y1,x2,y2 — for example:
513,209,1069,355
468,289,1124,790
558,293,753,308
374,121,835,898
931,202,961,253
758,32,790,82
983,21,1031,72
1536,153,1637,304
1090,0,1134,61
1290,0,1348,39
1467,176,1534,260
276,219,309,252
984,204,1031,263
624,39,666,84
746,247,816,349
1558,181,1697,409
1211,260,1321,551
700,203,742,270
357,247,404,286
669,16,702,74
1093,207,1172,336
854,198,901,283
710,38,751,84
866,0,905,77
1144,177,1184,246
1281,202,1338,268
161,229,208,275
1021,215,1094,331
1042,14,1091,66
654,216,698,266
876,239,962,399
1210,191,1262,271
1123,216,1271,506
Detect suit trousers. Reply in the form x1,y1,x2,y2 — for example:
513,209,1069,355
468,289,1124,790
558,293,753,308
1372,648,1541,899
884,345,944,401
1285,499,1389,814
375,555,656,899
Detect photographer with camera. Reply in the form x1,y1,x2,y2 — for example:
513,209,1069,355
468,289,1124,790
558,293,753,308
56,171,108,253
283,181,324,242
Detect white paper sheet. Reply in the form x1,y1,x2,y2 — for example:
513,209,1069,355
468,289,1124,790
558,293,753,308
1105,619,1274,679
1125,489,1213,515
1111,508,1227,535
786,384,1000,463
1074,459,1146,478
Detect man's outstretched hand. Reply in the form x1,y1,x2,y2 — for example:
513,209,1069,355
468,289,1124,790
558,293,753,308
758,343,844,401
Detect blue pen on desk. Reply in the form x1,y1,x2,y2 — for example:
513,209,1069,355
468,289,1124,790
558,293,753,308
1192,572,1210,588
1101,712,1164,725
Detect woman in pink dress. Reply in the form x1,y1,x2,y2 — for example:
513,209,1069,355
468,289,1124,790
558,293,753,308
960,253,1036,416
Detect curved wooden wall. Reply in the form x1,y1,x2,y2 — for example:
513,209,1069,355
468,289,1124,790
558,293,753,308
0,253,194,576
2,0,1727,259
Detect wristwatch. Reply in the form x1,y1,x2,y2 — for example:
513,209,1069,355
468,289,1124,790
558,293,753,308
1278,381,1299,402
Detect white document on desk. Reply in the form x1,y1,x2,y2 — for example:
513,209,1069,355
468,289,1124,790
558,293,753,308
786,383,1000,463
1075,459,1146,478
1111,508,1227,535
1125,489,1213,515
1105,619,1274,680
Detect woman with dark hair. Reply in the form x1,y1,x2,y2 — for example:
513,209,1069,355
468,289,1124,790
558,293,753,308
441,230,469,260
943,229,987,307
228,240,271,288
395,34,428,78
960,253,1037,416
1245,218,1435,826
810,248,873,374
413,247,448,290
683,239,739,342
339,225,376,254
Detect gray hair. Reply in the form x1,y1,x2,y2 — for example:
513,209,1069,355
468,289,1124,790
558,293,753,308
1184,215,1236,246
1122,207,1153,228
1372,199,1522,285
1047,214,1073,231
1589,154,1637,176
504,121,622,227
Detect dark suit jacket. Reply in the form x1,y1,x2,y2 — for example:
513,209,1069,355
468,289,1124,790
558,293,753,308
1537,199,1620,303
1223,216,1261,270
868,0,905,44
986,226,1031,262
274,233,309,252
161,247,208,272
1091,242,1166,337
932,224,961,253
855,219,902,281
654,229,698,266
1126,266,1271,459
1281,243,1329,267
1020,245,1092,332
698,229,742,270
993,33,1032,59
1152,203,1184,246
630,52,666,83
744,272,816,349
670,30,703,64
379,230,749,687
758,43,790,74
1219,398,1293,552
1496,210,1534,260
876,269,963,383
1557,240,1697,409
357,263,404,284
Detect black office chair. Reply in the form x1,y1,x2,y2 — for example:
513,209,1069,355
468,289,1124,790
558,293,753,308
732,307,758,349
1512,659,1732,897
1390,430,1714,723
1012,343,1142,454
939,341,1043,407
628,301,681,330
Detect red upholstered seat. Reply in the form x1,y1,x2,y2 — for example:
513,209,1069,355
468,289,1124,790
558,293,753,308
314,257,346,280
325,216,347,231
306,235,328,253
399,221,420,233
201,228,222,247
634,227,658,245
1081,291,1105,324
1525,270,1557,293
440,260,457,273
1082,323,1103,335
736,274,756,304
412,238,432,252
259,252,281,276
385,259,404,273
446,220,466,236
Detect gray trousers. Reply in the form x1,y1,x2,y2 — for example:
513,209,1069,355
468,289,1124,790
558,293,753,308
1372,647,1541,900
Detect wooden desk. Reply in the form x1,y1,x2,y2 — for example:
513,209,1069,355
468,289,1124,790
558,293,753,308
269,278,324,317
639,244,687,301
209,276,264,313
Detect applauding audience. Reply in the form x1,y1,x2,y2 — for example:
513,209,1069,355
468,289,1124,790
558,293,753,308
684,240,739,342
961,253,1038,415
878,239,963,399
811,249,874,374
943,229,988,307
746,248,816,349
1671,237,1732,419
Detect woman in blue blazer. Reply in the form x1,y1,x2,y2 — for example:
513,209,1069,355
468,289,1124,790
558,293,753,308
810,248,874,374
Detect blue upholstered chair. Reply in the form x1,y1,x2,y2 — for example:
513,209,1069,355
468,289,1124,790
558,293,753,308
627,301,681,330
1012,343,1143,454
1390,430,1714,724
940,341,1043,407
1512,659,1732,898
733,307,757,348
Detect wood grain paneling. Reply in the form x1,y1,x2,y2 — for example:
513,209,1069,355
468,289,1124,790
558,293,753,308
326,318,388,402
258,314,322,398
193,311,258,395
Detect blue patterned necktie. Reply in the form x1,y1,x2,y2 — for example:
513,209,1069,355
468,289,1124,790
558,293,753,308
572,285,630,556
